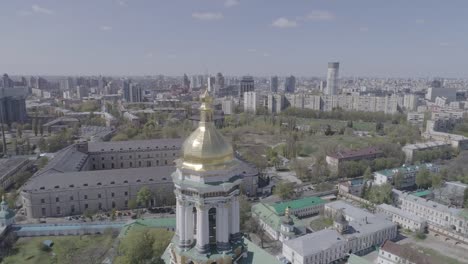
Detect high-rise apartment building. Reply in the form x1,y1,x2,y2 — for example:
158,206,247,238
239,76,254,99
270,76,279,93
326,62,339,95
0,87,28,125
284,75,296,94
123,80,143,102
243,91,257,113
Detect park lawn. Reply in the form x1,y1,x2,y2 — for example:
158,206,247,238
299,135,372,156
2,234,115,264
406,243,462,264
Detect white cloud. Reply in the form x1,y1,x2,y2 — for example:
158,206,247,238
100,25,112,31
225,0,239,7
416,19,425,24
359,27,369,32
272,17,298,28
247,48,257,52
167,54,177,59
305,10,335,21
31,4,53,15
17,10,32,16
263,52,271,57
146,52,154,58
192,12,224,21
117,0,127,6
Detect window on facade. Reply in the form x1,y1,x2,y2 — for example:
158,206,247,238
70,196,74,201
42,208,46,216
112,201,116,208
56,197,59,202
147,161,151,167
71,205,75,213
102,164,105,169
125,192,128,196
111,163,115,169
111,192,115,197
41,199,45,203
98,194,102,198
56,206,61,215
101,157,104,161
99,203,102,210
125,200,128,207
121,162,123,168
165,160,168,165
130,162,133,167
156,160,159,166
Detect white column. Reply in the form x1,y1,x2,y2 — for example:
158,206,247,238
196,206,209,253
179,205,186,243
222,205,230,243
231,197,240,235
216,205,223,243
176,199,182,238
184,205,194,244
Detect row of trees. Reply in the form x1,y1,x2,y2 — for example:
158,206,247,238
413,147,455,163
281,107,406,124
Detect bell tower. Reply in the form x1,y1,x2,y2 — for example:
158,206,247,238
169,90,246,263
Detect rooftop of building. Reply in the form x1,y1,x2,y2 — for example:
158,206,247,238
410,189,432,197
402,141,450,150
325,200,375,222
270,196,326,215
0,157,29,179
327,146,382,160
88,138,184,153
284,229,345,256
374,163,436,177
380,240,435,264
394,189,461,216
34,145,88,177
23,166,175,192
251,203,305,235
377,203,426,223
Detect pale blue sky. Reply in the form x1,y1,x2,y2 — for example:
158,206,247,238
0,0,467,77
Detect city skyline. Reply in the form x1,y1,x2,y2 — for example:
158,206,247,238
1,0,468,77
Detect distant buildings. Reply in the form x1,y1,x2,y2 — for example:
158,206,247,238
284,75,296,94
402,141,451,163
243,91,257,113
270,76,279,93
338,178,365,197
221,97,235,115
0,87,28,125
123,81,142,103
325,62,339,95
267,93,286,114
239,76,254,99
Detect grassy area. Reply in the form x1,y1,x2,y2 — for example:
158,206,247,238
2,233,116,264
299,135,372,156
406,243,462,264
309,217,334,231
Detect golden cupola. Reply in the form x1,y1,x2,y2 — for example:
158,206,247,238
181,90,234,171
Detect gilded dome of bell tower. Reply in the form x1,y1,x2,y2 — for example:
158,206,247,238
181,90,234,171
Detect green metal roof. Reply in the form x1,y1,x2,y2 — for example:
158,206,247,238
271,196,325,215
347,254,372,264
375,163,435,177
251,203,305,234
411,190,431,197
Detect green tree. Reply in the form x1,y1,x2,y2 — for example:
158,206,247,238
291,159,310,181
393,171,404,189
415,168,431,189
363,167,373,181
239,195,252,232
273,181,295,200
38,156,49,169
431,174,443,189
137,186,153,208
367,183,393,204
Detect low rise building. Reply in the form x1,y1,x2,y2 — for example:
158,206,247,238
393,189,468,236
0,157,32,189
402,141,451,163
270,196,326,218
373,163,439,189
338,178,365,197
283,202,397,264
376,204,427,232
251,203,306,242
326,147,383,172
407,112,424,128
377,240,435,264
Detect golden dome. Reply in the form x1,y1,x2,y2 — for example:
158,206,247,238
181,90,234,171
